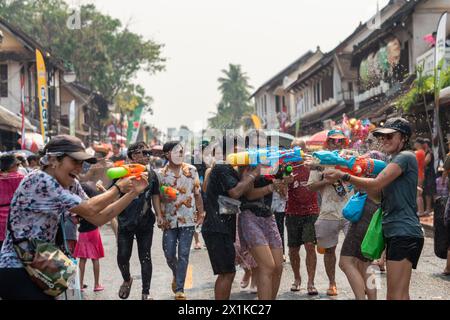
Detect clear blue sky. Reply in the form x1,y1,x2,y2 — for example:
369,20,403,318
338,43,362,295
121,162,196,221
72,0,389,134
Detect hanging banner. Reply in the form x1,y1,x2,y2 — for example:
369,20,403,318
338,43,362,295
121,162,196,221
36,49,49,142
434,13,448,166
127,105,143,144
69,100,76,136
20,66,26,150
436,13,448,85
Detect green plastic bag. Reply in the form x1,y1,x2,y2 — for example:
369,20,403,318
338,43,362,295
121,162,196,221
361,208,385,260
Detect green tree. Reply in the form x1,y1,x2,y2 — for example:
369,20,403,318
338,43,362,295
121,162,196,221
208,64,253,129
0,0,165,113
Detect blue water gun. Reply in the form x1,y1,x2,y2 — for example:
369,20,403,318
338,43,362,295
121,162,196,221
227,147,305,167
312,150,387,177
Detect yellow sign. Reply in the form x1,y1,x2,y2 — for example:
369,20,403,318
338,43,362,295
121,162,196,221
36,49,48,142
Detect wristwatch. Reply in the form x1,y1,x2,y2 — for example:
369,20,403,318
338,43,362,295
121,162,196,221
342,174,351,182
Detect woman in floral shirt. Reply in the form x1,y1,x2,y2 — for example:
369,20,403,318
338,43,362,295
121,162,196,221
0,135,148,300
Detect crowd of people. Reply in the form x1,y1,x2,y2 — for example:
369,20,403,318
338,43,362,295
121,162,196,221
0,117,449,301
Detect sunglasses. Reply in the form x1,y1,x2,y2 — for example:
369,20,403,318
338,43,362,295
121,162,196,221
328,138,345,144
379,133,395,141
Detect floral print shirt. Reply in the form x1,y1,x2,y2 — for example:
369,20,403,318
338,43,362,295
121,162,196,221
0,171,84,268
156,163,201,229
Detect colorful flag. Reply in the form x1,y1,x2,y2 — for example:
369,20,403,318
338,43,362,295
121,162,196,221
36,49,49,142
127,105,143,144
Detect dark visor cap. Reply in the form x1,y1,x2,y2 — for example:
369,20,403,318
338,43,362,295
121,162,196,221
372,117,412,138
44,135,97,164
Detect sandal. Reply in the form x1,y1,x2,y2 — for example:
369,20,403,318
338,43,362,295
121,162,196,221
118,278,133,299
94,285,104,292
326,285,338,296
290,282,301,292
307,286,318,296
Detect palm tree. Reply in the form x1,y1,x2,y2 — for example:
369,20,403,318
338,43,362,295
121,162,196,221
208,64,253,129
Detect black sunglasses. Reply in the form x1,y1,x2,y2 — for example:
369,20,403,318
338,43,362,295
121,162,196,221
379,133,395,141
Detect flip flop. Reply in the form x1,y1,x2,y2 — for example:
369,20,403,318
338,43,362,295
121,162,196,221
94,285,104,292
307,286,318,296
327,285,338,296
290,283,301,292
118,278,133,299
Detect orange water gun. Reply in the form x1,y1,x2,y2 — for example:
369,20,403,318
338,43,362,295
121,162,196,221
160,185,179,200
106,161,147,180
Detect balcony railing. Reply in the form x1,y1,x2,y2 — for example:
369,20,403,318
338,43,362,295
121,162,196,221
354,81,390,109
336,91,354,101
416,47,450,76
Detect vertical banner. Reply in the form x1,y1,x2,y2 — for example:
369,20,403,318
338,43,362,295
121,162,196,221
435,12,448,85
434,13,448,167
69,100,76,136
36,49,49,142
20,66,26,150
127,105,143,144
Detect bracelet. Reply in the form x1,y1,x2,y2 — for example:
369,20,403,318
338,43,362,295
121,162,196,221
113,184,125,197
248,174,256,180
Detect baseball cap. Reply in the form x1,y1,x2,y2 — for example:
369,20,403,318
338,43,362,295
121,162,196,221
44,135,97,164
372,117,412,138
327,129,346,139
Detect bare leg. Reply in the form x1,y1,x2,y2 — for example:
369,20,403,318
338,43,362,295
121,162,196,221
240,268,251,288
270,248,284,300
250,267,258,292
425,195,433,214
339,256,367,300
359,261,377,300
215,273,235,300
110,218,118,240
445,250,450,274
288,247,301,287
92,259,100,287
250,246,276,300
416,189,425,215
79,258,87,289
194,232,202,249
324,246,337,288
386,259,413,300
304,243,317,289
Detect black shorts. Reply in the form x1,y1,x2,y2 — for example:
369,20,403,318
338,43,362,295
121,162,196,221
202,232,236,275
385,237,424,269
285,215,318,247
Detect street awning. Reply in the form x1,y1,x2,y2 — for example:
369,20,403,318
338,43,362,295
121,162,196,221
0,104,36,133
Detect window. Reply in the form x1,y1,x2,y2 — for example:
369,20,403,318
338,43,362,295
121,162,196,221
0,65,7,98
275,95,281,113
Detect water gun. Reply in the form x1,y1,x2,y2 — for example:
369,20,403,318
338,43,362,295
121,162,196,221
264,163,294,181
106,161,147,180
312,150,386,177
227,147,306,167
160,185,179,200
